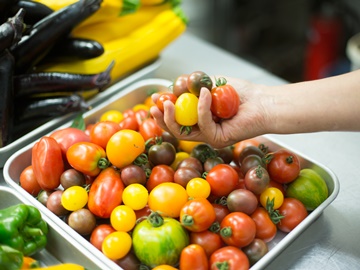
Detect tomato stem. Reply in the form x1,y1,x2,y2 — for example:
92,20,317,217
215,77,227,87
147,211,164,227
219,226,233,238
98,157,110,169
181,214,194,226
209,221,220,233
215,261,230,270
180,125,192,135
286,155,294,164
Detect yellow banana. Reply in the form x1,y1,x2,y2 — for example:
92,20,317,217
40,8,187,83
140,0,166,5
71,2,173,43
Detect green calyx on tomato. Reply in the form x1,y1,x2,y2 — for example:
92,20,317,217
265,197,284,224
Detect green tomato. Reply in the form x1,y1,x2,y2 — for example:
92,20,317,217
132,212,189,268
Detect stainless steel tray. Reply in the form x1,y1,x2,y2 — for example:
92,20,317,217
0,185,111,269
3,79,340,270
0,58,161,168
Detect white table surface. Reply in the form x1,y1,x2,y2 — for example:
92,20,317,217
154,32,360,270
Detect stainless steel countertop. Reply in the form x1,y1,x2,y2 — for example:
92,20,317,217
154,32,360,270
1,32,359,269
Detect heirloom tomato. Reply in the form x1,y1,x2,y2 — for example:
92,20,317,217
61,185,88,212
106,129,145,169
148,182,188,218
187,71,213,96
251,207,277,242
174,92,199,134
122,183,149,210
139,117,163,142
260,187,284,210
146,164,174,192
210,77,240,119
172,74,189,97
242,238,269,266
178,140,202,154
50,127,90,158
180,198,216,232
220,212,256,248
87,167,125,218
206,164,239,197
267,149,301,184
89,121,121,149
132,212,189,268
100,109,123,123
68,208,96,236
102,231,132,260
174,166,201,188
60,168,86,189
186,177,211,199
244,165,270,195
212,203,230,224
90,224,116,251
190,143,217,163
19,165,41,196
209,246,249,270
148,141,176,166
232,138,260,164
120,164,147,186
110,205,136,232
277,198,308,233
66,141,109,177
190,230,224,258
156,92,177,112
226,188,258,215
170,151,190,170
177,156,204,174
32,136,64,190
119,115,139,131
179,244,208,270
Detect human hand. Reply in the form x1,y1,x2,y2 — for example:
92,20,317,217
150,76,271,149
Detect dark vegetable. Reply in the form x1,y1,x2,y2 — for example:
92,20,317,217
0,204,48,256
14,61,114,97
0,8,25,53
0,0,19,23
11,0,102,74
11,0,53,25
0,49,15,147
45,37,105,60
15,94,91,122
0,244,24,270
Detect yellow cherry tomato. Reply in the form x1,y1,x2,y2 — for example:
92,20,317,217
100,109,124,123
260,187,284,210
186,177,211,199
175,93,198,126
152,265,178,270
110,205,136,232
122,183,149,210
148,182,188,218
61,186,88,211
170,151,190,170
102,231,132,260
106,129,145,169
178,140,203,154
133,103,150,112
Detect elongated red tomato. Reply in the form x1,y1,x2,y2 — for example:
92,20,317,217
210,77,240,119
251,207,277,242
139,118,163,142
179,244,208,270
32,136,64,190
88,167,125,218
67,142,109,177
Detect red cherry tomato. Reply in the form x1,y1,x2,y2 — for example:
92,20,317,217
277,198,308,233
206,164,239,197
209,246,249,270
139,118,163,142
90,121,121,149
90,224,116,251
267,149,301,184
251,207,277,242
156,92,177,112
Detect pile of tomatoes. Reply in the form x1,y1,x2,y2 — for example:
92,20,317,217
18,75,324,270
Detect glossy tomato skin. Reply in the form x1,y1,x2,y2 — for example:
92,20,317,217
174,166,201,188
212,203,230,224
156,92,177,112
232,139,260,166
139,118,163,142
148,141,176,166
206,164,239,197
277,198,308,233
251,207,277,242
132,213,189,268
90,224,116,251
244,165,270,195
190,230,224,258
66,142,108,177
172,74,190,97
32,136,64,190
187,71,213,96
180,198,216,232
209,246,249,270
50,127,90,158
226,189,258,215
119,115,139,131
242,238,269,266
210,79,240,119
267,149,301,184
220,212,256,248
89,121,121,149
146,164,174,192
174,93,199,127
120,164,147,186
87,167,125,218
179,244,208,270
19,165,42,196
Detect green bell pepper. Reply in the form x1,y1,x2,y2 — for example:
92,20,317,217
0,244,23,270
0,204,48,256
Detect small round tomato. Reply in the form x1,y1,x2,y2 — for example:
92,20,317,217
242,238,269,266
277,198,308,233
210,77,240,119
244,165,270,195
190,230,224,258
179,244,208,270
122,183,149,210
232,138,260,165
110,205,137,232
226,189,258,215
267,149,301,184
178,140,203,154
153,265,178,270
146,164,175,192
186,177,211,199
119,115,139,131
61,185,88,212
139,118,163,142
170,151,190,170
90,224,116,251
175,93,199,134
172,74,190,97
220,212,256,248
187,71,213,96
19,165,41,196
90,121,121,149
251,207,277,242
106,130,145,169
148,182,188,218
148,141,176,166
260,187,284,210
156,92,177,112
206,164,239,197
100,109,124,123
212,203,230,224
209,246,249,270
180,198,216,232
102,231,132,260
